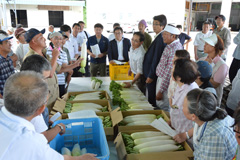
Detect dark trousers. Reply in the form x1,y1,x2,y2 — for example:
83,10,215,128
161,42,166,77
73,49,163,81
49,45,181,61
59,84,66,98
135,75,146,95
229,58,240,83
146,78,157,107
72,58,90,77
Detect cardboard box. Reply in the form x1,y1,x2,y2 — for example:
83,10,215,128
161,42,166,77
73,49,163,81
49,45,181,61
114,131,193,160
117,110,170,132
61,99,113,119
62,91,111,101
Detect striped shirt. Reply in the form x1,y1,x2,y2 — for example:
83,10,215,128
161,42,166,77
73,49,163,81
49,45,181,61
46,47,68,85
156,39,183,93
0,55,15,95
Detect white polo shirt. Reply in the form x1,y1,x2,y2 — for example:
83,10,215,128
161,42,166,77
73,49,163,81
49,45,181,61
129,45,146,74
63,34,79,59
0,107,63,160
193,31,212,51
72,33,83,55
116,38,124,61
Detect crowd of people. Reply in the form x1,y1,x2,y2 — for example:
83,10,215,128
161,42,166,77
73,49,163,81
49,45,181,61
0,13,240,160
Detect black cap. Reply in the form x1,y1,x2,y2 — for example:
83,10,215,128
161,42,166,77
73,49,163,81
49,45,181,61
215,15,226,21
24,28,45,43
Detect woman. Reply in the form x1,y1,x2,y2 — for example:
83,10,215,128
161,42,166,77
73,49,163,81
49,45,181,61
232,106,240,160
182,88,237,160
202,33,228,105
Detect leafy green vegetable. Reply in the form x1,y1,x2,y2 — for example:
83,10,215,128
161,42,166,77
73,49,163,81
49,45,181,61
64,102,72,113
109,80,122,91
91,77,103,85
67,95,76,102
176,145,185,151
122,133,138,154
101,115,112,127
156,114,163,119
101,106,108,112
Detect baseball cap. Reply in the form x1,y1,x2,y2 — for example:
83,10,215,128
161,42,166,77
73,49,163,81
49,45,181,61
138,19,148,28
24,28,45,43
8,27,14,33
0,34,13,42
197,60,212,79
49,32,62,39
215,15,226,21
163,24,180,35
201,33,218,47
58,31,68,38
15,28,26,38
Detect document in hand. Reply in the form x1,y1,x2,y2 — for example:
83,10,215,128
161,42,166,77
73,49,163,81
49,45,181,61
151,118,177,137
90,44,101,58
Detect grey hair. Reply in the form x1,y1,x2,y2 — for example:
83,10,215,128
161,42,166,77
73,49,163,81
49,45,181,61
49,25,54,28
3,71,48,117
186,88,227,121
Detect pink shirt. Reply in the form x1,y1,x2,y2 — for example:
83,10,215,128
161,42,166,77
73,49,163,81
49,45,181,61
212,55,228,84
170,82,199,133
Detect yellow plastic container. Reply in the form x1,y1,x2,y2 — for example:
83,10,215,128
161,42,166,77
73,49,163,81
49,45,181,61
109,63,134,80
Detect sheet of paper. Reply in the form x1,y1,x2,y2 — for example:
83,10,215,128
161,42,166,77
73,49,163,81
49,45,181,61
113,60,125,65
68,110,98,119
90,44,101,58
151,118,177,137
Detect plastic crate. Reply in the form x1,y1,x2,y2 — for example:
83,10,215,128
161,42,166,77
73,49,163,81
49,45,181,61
109,63,134,80
49,118,109,160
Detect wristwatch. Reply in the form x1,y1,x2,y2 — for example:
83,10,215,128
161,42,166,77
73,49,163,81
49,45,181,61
56,124,64,133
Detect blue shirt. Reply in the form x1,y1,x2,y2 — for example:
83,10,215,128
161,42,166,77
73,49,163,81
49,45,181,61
193,116,237,160
0,54,15,95
87,35,109,64
178,33,191,46
233,30,240,60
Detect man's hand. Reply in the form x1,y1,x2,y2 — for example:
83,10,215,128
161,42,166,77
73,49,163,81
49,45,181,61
57,123,66,135
52,48,60,59
73,58,83,68
156,91,163,101
98,53,104,58
146,77,153,84
128,69,132,76
109,60,115,64
173,132,187,143
123,82,131,88
90,53,96,58
78,154,98,160
195,54,199,61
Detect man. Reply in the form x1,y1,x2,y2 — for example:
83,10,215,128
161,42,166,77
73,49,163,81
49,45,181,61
60,24,79,60
14,28,29,69
78,21,91,77
138,19,152,51
108,26,131,63
47,25,55,40
193,21,212,60
0,71,98,160
23,28,81,110
47,32,73,97
143,14,167,107
20,55,66,142
176,25,192,48
87,23,109,77
229,29,240,83
108,23,121,42
213,15,231,61
0,31,15,99
71,23,84,77
123,32,146,93
155,24,183,111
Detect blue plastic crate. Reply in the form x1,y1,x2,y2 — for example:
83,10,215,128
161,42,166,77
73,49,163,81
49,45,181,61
49,118,109,160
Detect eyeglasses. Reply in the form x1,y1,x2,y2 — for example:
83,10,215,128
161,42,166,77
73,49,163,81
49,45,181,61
131,39,140,43
233,126,240,134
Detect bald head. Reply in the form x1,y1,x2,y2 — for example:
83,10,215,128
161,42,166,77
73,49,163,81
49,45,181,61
4,71,48,117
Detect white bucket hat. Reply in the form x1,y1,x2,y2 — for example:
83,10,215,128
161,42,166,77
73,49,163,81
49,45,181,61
163,24,180,35
201,33,218,47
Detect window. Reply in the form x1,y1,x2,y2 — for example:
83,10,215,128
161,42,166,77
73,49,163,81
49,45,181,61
48,11,64,27
10,10,28,28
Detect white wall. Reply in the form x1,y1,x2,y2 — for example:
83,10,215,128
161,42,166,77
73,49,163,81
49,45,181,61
87,0,186,35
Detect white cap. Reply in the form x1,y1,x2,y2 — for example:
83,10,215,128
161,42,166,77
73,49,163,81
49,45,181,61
163,24,180,35
0,34,13,42
8,27,14,33
201,33,218,47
